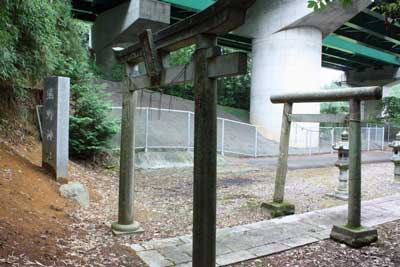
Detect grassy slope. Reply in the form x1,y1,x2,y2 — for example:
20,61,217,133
219,105,249,123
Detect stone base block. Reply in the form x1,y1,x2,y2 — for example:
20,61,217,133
261,202,295,218
326,191,348,201
111,221,144,236
330,225,378,248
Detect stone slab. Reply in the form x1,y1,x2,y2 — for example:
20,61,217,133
128,195,400,267
248,242,290,257
261,201,295,218
42,76,70,180
216,250,256,266
136,250,174,267
158,246,191,265
330,225,378,248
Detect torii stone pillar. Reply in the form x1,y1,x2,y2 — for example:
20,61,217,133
268,87,381,247
235,0,371,145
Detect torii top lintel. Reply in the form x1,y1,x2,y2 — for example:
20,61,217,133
114,0,255,64
270,86,383,104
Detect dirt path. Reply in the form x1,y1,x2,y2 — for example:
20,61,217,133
0,138,398,267
0,142,72,266
0,141,145,267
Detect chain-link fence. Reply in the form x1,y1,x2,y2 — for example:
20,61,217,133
110,107,386,157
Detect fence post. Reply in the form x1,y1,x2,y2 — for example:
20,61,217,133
367,127,371,151
254,126,258,157
221,119,225,156
145,107,149,152
308,131,312,156
331,127,335,154
382,127,385,151
187,112,191,152
318,130,321,154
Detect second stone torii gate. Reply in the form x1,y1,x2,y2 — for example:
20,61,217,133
263,86,382,248
111,0,255,266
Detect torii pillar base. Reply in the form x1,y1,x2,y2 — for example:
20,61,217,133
261,201,295,218
111,221,144,236
330,225,378,248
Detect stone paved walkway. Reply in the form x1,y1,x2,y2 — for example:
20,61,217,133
127,195,400,267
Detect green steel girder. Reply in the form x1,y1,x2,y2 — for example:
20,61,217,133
162,0,214,11
343,22,400,47
70,1,400,70
354,11,400,37
322,61,352,71
334,11,400,55
363,9,400,30
323,34,400,66
322,48,384,70
322,52,370,68
322,58,356,70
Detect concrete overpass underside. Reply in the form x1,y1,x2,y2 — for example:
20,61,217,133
72,0,400,72
72,0,400,144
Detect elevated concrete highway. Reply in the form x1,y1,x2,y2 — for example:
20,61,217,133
72,0,400,145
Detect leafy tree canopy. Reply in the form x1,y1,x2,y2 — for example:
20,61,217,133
0,0,118,160
308,0,400,21
307,0,352,10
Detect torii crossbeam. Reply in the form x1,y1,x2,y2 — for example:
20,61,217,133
111,1,255,266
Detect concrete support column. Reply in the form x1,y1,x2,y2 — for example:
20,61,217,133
250,26,321,146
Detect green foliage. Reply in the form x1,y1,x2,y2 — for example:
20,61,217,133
309,0,400,23
307,0,353,10
217,71,251,110
373,1,400,21
70,84,118,158
164,46,251,110
321,102,349,114
0,0,118,159
0,0,61,86
320,82,349,114
383,97,400,124
98,63,125,82
219,106,249,121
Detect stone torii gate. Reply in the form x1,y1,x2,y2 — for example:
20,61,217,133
111,0,254,266
264,86,382,248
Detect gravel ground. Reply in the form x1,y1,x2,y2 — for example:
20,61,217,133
129,162,399,238
229,220,400,267
3,142,396,267
60,160,400,266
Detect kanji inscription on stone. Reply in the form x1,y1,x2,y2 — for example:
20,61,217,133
42,76,70,180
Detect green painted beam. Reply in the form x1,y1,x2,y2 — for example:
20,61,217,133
162,0,214,11
322,52,371,67
363,9,400,29
343,22,400,47
323,34,400,66
322,62,351,71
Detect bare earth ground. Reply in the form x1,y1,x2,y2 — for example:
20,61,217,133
0,138,399,266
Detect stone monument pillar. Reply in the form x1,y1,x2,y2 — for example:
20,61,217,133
42,76,70,180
